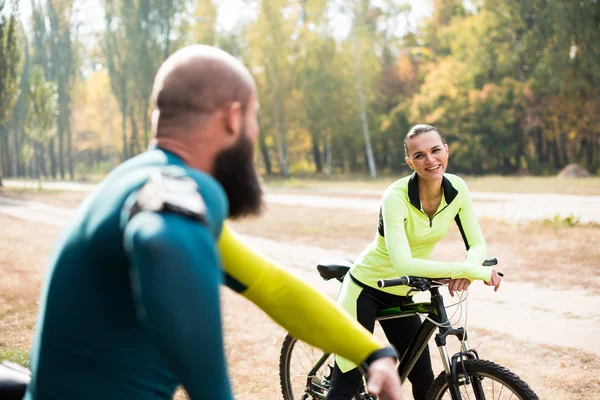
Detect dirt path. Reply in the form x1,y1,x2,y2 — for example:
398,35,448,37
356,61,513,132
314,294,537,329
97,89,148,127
5,179,600,223
1,195,599,358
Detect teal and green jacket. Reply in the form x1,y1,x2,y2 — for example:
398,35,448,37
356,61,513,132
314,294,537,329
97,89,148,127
25,147,382,400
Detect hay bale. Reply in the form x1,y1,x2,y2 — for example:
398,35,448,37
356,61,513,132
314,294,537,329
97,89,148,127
557,163,592,178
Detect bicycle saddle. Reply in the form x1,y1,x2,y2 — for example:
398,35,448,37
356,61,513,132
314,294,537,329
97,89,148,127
0,361,30,400
316,257,353,280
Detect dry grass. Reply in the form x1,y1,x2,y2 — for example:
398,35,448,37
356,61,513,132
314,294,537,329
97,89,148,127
0,187,88,208
230,205,600,293
1,189,599,399
263,175,600,195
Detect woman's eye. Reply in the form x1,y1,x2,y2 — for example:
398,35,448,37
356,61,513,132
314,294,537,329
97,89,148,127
415,154,422,159
433,148,440,153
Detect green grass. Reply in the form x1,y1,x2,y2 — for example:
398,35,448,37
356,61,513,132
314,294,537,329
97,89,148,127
0,346,29,367
263,174,600,195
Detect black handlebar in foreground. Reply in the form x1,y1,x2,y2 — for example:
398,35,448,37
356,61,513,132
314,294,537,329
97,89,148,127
377,257,502,289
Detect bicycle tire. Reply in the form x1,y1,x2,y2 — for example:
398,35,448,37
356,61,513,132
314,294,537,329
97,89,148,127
426,359,538,400
279,334,372,400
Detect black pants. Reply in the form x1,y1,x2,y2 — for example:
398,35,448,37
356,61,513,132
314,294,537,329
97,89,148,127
326,276,434,400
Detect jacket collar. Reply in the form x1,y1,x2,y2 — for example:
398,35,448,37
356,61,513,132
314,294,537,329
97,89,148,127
407,172,458,210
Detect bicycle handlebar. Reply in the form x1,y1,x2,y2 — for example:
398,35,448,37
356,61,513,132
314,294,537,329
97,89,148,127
377,276,411,288
376,258,502,289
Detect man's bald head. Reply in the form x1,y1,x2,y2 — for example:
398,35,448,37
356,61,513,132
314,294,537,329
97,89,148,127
151,45,256,135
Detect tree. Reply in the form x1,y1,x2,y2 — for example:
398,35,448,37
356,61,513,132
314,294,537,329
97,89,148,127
24,65,58,188
0,0,22,186
47,0,77,179
247,0,298,178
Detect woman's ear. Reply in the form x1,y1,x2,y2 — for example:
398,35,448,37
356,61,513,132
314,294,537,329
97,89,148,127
405,156,414,170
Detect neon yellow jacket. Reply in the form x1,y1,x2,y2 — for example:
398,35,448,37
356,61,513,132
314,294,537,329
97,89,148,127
351,173,491,296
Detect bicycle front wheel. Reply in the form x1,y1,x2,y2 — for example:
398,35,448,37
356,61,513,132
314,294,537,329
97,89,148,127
279,334,373,400
426,359,538,400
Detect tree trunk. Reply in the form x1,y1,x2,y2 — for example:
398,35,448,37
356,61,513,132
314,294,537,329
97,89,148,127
40,144,49,178
258,133,272,175
311,134,322,174
0,127,7,184
587,133,596,170
534,128,546,164
559,132,568,167
514,126,523,172
57,112,65,179
550,138,561,169
352,31,377,179
268,65,289,179
130,111,139,157
143,99,150,150
325,135,332,177
49,137,57,179
66,117,74,179
2,127,12,177
13,119,22,176
121,79,129,160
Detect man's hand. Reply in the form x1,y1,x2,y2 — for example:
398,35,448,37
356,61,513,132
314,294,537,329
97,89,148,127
484,269,502,292
365,357,406,400
439,278,471,297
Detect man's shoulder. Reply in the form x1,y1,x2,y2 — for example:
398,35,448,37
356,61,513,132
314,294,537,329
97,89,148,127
121,164,228,238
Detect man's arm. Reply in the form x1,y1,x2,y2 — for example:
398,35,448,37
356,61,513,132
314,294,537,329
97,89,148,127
218,224,405,399
219,224,383,366
123,211,232,400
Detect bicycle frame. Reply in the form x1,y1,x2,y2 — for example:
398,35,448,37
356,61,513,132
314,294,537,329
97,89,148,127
304,285,475,399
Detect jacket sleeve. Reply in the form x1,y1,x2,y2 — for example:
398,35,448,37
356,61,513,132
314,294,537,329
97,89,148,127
124,211,232,400
217,223,383,365
454,181,487,268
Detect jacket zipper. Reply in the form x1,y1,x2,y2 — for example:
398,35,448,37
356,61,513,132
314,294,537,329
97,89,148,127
423,204,450,227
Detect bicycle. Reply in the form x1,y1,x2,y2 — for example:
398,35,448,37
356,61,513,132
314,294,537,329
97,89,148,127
279,257,538,400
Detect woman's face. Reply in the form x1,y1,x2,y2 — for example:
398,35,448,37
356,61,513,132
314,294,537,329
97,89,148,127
404,130,449,181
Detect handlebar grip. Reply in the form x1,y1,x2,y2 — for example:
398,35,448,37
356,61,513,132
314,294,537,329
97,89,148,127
482,257,498,266
377,276,410,288
482,257,503,277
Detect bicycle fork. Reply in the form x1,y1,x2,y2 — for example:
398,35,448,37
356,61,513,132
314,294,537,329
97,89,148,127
436,329,487,400
429,288,486,400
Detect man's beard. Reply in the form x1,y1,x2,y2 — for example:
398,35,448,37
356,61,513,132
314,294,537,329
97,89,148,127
213,129,264,219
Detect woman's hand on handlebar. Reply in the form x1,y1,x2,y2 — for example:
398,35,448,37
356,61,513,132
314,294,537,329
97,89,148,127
438,278,471,297
484,269,502,292
448,278,471,297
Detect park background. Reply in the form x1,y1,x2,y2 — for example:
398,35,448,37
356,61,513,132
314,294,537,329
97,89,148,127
0,1,599,399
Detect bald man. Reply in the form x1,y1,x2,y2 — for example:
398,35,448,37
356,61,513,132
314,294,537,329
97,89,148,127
23,45,404,400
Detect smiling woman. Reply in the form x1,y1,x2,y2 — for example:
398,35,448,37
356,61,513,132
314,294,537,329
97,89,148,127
325,124,503,400
403,125,450,219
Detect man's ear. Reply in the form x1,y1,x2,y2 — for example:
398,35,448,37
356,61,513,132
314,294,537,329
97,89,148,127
223,101,243,138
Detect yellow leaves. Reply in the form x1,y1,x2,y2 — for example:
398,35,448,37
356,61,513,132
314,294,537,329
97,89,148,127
380,119,391,131
568,130,578,140
192,0,217,45
71,69,122,152
424,107,446,124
